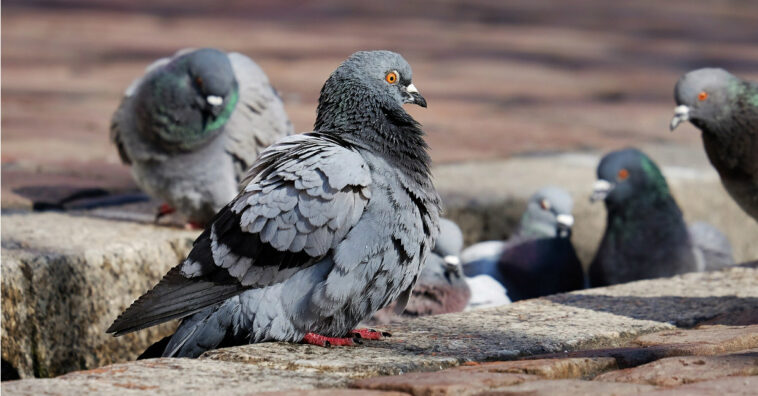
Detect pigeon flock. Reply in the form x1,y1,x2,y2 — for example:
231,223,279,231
105,49,753,357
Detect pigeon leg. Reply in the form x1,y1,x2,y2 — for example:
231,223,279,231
349,328,391,340
302,332,356,347
155,203,176,222
184,221,204,230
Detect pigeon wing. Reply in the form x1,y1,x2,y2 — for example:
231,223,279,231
688,221,735,271
107,133,372,335
224,52,294,180
109,55,173,165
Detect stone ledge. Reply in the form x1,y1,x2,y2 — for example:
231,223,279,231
3,266,757,394
1,212,199,378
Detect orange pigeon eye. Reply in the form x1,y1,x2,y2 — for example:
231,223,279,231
196,77,203,86
617,168,630,181
385,71,398,84
698,91,708,101
539,199,551,210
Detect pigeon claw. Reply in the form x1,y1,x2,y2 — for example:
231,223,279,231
349,328,390,340
302,332,356,347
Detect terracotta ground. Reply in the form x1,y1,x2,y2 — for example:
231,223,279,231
3,0,758,208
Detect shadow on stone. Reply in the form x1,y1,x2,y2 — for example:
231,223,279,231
546,294,758,328
1,359,21,381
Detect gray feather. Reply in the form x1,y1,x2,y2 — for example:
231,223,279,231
688,221,736,271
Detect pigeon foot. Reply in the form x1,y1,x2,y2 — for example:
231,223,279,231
349,328,390,340
303,332,356,347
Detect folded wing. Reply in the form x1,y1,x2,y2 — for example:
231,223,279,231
107,133,372,335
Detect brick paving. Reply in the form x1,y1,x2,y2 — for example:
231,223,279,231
4,0,758,208
348,325,758,395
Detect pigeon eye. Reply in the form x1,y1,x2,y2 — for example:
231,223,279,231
617,168,630,181
539,199,551,210
385,71,398,84
195,77,203,87
698,91,708,101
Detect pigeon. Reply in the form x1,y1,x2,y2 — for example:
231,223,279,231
111,48,293,226
368,218,470,324
688,221,736,272
588,148,735,287
461,186,584,302
670,68,758,222
108,50,440,357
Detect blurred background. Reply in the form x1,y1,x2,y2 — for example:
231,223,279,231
3,0,758,261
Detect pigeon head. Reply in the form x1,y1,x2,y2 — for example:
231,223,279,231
519,186,575,239
315,50,426,131
137,48,239,151
591,148,670,209
670,68,739,133
183,48,239,117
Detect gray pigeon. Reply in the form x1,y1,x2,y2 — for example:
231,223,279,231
589,148,735,287
108,50,440,357
461,186,584,302
111,48,293,226
368,218,470,324
670,68,758,222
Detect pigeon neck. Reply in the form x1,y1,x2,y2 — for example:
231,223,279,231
607,194,686,238
315,96,433,182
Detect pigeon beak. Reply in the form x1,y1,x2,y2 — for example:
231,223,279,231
443,255,461,267
590,179,614,202
442,255,463,277
207,95,223,106
555,214,574,238
669,105,690,131
556,214,575,228
404,83,427,108
206,95,224,116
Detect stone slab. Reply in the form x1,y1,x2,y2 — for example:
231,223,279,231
351,358,618,395
455,358,618,379
1,212,199,378
3,266,757,393
648,375,758,396
255,391,409,396
634,325,758,353
478,379,658,395
353,370,537,396
594,351,758,386
1,358,361,396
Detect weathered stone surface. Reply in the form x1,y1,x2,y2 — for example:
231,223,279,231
351,357,617,395
352,369,537,396
547,268,758,328
648,376,758,396
202,341,460,379
478,379,658,395
1,212,198,378
696,307,758,327
459,358,618,379
3,266,758,394
634,325,758,354
594,351,758,386
256,391,410,396
1,358,360,395
528,326,758,368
